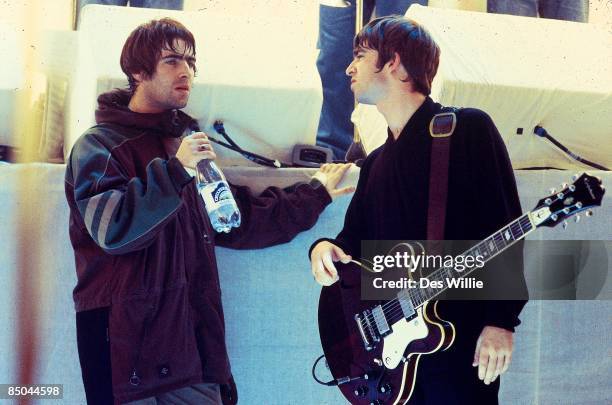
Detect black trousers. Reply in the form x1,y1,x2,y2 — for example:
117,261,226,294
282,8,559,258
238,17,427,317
409,312,500,405
76,307,114,405
409,352,500,405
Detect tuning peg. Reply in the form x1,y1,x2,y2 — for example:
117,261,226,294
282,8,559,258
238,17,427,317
551,214,558,221
545,198,553,205
576,202,583,209
585,210,593,217
569,185,576,192
549,188,556,194
574,215,581,223
572,174,580,181
563,208,570,214
562,221,568,230
557,192,564,199
562,183,568,189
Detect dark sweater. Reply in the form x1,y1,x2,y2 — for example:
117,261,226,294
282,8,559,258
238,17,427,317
314,97,527,335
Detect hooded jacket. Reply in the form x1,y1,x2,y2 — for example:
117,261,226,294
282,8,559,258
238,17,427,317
65,89,332,403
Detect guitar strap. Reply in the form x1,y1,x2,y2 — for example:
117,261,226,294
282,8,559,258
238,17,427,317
426,107,459,251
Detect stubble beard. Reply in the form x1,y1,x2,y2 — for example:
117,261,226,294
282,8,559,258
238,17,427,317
156,90,189,111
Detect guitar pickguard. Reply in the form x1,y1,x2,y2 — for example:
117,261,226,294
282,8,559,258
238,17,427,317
382,307,428,369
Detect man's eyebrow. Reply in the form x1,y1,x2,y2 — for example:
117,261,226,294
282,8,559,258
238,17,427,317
353,47,366,57
161,53,196,63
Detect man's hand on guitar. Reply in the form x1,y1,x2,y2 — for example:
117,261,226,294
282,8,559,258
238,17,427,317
310,241,351,286
472,325,514,385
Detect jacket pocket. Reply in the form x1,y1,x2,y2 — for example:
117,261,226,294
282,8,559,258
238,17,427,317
108,284,201,403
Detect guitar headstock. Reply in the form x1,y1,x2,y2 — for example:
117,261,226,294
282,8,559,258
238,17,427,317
530,173,605,228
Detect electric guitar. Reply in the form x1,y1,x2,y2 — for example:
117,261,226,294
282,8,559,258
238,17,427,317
317,173,605,404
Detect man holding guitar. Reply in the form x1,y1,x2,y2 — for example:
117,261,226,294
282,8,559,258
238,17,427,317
310,16,528,404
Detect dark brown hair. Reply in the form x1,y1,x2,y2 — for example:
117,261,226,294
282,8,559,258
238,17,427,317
120,18,196,92
354,15,440,95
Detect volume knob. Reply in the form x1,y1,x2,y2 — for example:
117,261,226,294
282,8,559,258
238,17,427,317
380,382,393,394
354,385,369,398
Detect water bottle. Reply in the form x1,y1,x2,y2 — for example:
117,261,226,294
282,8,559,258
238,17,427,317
196,159,241,233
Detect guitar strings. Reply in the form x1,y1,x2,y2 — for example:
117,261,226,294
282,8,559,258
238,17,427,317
372,207,580,325
357,217,529,327
365,241,525,328
373,222,526,324
358,202,579,329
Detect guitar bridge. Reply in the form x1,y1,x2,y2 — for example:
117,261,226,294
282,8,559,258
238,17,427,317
355,310,381,351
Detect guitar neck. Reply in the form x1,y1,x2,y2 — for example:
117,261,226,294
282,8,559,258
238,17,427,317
401,212,535,308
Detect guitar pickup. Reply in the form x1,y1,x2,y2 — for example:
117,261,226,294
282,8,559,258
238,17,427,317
371,305,391,336
398,290,416,320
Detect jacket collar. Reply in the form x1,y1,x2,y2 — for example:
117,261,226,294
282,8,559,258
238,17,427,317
95,88,197,138
385,96,441,143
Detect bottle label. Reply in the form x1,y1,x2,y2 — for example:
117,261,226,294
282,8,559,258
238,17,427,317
199,181,232,210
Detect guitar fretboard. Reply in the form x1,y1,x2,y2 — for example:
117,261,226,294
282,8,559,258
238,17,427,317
384,213,533,325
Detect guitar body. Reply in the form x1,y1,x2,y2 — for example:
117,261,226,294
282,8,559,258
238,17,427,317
318,271,455,405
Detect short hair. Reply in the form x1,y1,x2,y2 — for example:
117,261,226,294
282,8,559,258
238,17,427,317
120,18,196,92
354,16,440,96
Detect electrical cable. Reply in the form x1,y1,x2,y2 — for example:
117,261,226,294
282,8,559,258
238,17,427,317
209,120,337,168
211,121,287,168
311,354,364,387
206,134,283,168
213,120,241,150
534,126,609,171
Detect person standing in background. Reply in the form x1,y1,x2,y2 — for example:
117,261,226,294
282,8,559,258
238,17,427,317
488,0,588,22
316,0,426,160
75,0,184,28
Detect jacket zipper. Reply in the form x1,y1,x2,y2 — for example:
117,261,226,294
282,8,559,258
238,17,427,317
129,305,155,386
194,187,212,245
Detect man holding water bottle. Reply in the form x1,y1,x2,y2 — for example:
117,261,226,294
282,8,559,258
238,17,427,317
65,18,352,405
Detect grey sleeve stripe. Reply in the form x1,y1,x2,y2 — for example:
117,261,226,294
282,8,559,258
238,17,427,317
97,190,122,248
83,194,100,237
82,190,121,245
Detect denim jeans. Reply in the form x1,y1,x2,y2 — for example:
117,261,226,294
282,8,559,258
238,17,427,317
316,1,426,159
79,0,183,8
76,0,184,27
488,0,588,22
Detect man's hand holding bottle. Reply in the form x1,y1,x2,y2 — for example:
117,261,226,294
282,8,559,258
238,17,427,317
176,131,216,168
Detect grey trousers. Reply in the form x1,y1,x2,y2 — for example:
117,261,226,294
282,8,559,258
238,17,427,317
123,383,222,405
